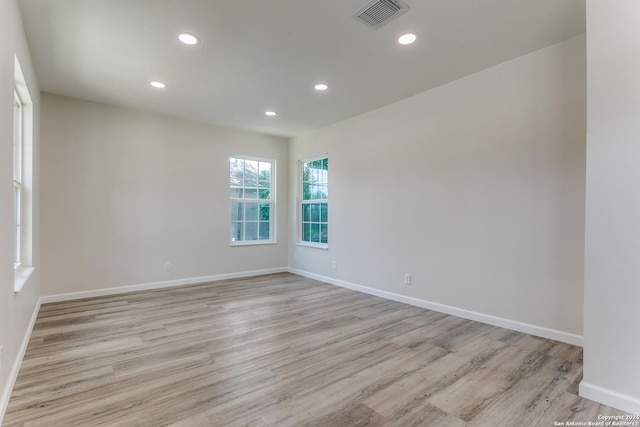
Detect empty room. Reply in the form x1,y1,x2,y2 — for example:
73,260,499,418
1,0,639,425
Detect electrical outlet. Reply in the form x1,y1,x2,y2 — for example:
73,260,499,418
404,273,411,285
164,261,172,271
331,260,337,270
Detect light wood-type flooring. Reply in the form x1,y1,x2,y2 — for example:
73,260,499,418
3,273,631,426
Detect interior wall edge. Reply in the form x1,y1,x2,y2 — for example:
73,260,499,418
0,298,41,426
579,381,640,416
287,267,584,347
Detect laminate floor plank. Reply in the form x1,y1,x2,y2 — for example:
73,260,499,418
3,273,632,426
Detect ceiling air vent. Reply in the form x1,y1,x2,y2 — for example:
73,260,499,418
353,0,409,29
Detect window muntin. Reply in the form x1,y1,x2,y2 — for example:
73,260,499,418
300,157,328,246
230,157,275,244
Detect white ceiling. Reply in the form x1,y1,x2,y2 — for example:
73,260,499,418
18,0,585,138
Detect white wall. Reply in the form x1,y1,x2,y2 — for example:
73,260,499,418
289,35,586,341
0,0,41,420
40,94,288,296
581,0,640,415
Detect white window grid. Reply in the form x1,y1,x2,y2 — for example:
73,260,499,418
300,156,328,246
230,156,275,244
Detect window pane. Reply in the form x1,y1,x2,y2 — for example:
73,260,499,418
245,160,258,187
310,223,320,242
14,183,20,264
231,202,243,221
321,203,328,222
231,222,243,242
319,184,327,199
302,222,311,242
259,162,271,185
258,189,270,199
244,188,258,199
310,203,320,222
314,164,322,183
13,92,21,183
319,171,327,186
303,203,311,222
245,222,258,241
307,165,315,184
318,185,326,199
259,221,270,240
303,160,324,205
303,182,311,200
260,204,270,221
230,158,244,186
320,224,328,244
245,203,259,221
230,187,243,198
305,178,327,200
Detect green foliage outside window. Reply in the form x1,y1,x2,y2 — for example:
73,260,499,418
301,157,328,244
230,157,274,243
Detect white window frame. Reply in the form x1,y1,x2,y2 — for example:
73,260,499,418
13,90,23,271
13,57,35,293
298,155,328,249
229,156,276,245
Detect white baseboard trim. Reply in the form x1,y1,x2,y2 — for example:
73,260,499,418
580,381,640,415
0,298,41,425
40,267,289,304
288,268,583,347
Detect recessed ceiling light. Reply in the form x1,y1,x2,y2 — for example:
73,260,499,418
178,33,200,45
150,81,167,89
398,33,418,45
265,111,277,117
314,83,329,91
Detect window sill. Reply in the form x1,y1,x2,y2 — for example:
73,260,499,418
14,267,35,294
230,240,277,247
296,242,329,250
